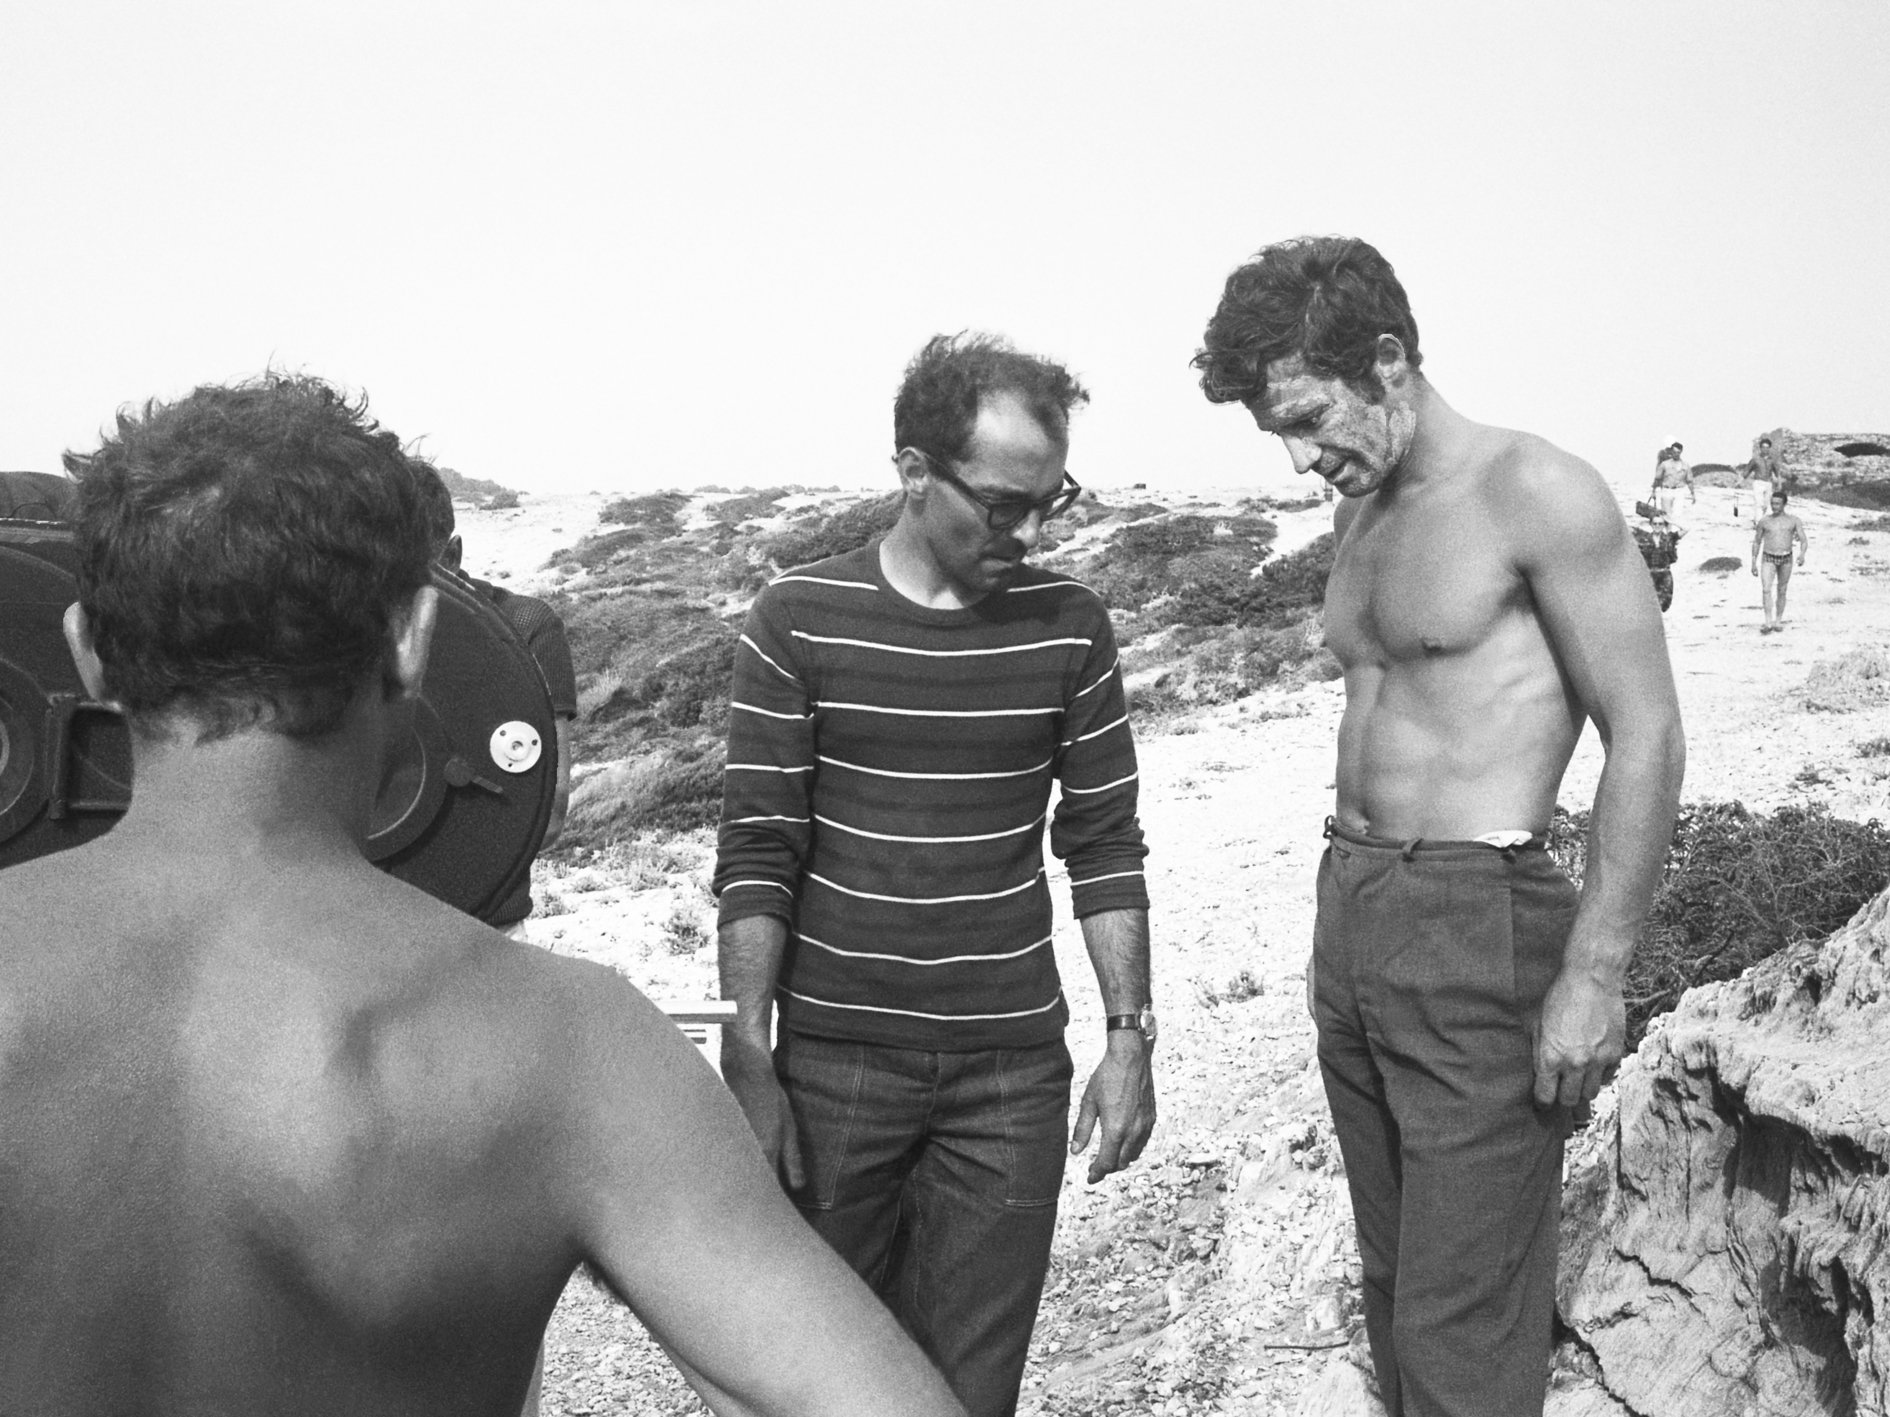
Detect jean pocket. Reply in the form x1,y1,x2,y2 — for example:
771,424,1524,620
996,1041,1075,1208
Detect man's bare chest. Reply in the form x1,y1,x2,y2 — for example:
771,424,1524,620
1324,507,1522,666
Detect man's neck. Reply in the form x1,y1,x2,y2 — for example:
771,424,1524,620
1381,381,1477,496
879,520,989,610
109,713,386,865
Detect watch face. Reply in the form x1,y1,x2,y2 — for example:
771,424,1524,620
1139,1006,1159,1046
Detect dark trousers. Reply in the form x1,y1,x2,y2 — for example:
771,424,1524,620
1313,825,1577,1417
775,1034,1073,1417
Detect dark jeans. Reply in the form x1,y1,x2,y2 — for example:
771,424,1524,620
774,1033,1073,1417
1313,824,1578,1417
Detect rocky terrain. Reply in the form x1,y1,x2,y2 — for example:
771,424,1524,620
453,479,1890,1415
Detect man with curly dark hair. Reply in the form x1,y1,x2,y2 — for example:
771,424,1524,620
0,375,965,1417
1196,239,1686,1416
715,333,1157,1416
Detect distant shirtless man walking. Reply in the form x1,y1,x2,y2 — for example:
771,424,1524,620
1752,489,1808,632
1194,237,1685,1417
0,376,964,1417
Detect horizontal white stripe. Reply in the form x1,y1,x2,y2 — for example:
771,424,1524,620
1062,771,1139,795
1069,868,1146,887
732,700,813,722
740,635,802,685
817,701,1058,718
813,812,1045,844
1074,660,1119,700
804,868,1043,905
791,631,1091,658
782,987,1064,1023
1063,713,1129,747
772,574,877,590
798,932,1053,965
1005,578,1088,596
721,879,794,894
725,763,815,775
818,754,1054,781
727,814,810,825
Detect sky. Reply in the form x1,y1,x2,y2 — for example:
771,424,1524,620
2,1,1885,501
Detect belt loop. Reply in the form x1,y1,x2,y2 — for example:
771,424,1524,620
1323,815,1336,840
1400,838,1420,860
1500,843,1518,863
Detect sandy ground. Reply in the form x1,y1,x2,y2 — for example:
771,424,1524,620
456,481,1890,1415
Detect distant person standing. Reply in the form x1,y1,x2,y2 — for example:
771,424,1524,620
1650,442,1693,514
1748,436,1782,523
1751,490,1808,633
412,461,576,941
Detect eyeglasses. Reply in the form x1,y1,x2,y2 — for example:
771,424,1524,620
913,450,1082,532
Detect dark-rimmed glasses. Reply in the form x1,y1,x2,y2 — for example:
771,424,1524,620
913,450,1082,532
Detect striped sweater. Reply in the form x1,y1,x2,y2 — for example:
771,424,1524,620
712,541,1149,1050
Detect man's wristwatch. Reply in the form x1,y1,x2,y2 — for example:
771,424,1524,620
1106,1005,1158,1049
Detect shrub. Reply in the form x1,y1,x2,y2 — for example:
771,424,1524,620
1549,801,1890,1051
598,492,689,535
709,489,790,526
758,494,903,573
484,488,520,511
561,740,727,847
1699,556,1743,574
1805,481,1890,512
1858,737,1890,759
1849,514,1890,533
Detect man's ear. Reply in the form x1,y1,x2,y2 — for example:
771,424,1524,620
62,603,118,707
893,448,933,505
441,534,464,573
1373,333,1415,392
386,585,439,701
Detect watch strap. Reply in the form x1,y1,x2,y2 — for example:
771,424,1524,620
1106,1013,1144,1032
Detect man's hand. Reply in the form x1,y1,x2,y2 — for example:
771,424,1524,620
720,1035,806,1190
1071,1034,1156,1183
1532,968,1627,1110
1751,562,1759,576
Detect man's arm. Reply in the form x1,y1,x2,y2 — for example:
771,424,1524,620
563,972,964,1417
1795,518,1809,563
1751,521,1764,574
1512,454,1685,1109
718,913,803,1187
711,590,816,1183
1070,907,1156,1183
1050,599,1157,1181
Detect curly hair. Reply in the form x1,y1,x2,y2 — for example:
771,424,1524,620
892,332,1089,463
1192,236,1423,407
63,375,433,742
408,455,458,556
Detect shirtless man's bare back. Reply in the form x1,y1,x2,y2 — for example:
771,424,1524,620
1195,237,1684,1417
0,377,964,1417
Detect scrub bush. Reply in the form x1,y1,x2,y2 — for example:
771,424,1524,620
1549,801,1890,1051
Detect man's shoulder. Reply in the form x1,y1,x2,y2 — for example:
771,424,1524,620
758,543,883,604
1001,563,1108,612
1475,430,1626,559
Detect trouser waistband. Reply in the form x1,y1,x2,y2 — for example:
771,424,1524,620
1323,815,1549,860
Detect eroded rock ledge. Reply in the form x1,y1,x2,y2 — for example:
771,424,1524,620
1556,887,1890,1417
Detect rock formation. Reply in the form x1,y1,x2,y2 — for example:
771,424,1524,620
1555,886,1890,1415
1758,428,1890,498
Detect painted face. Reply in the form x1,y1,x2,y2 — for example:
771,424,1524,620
916,392,1069,601
1248,355,1416,497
